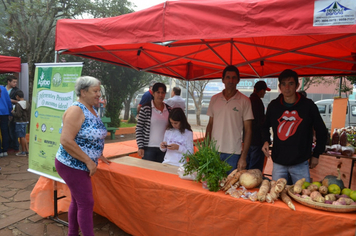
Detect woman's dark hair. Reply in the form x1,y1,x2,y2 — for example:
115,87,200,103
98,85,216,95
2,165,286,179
152,82,166,93
167,108,192,133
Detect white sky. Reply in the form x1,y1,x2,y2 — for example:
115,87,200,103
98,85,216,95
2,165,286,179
132,0,166,11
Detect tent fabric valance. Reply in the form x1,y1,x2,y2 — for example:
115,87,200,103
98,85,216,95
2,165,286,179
0,55,21,73
55,0,356,80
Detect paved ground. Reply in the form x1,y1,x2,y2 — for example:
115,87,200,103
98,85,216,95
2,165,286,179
0,151,132,236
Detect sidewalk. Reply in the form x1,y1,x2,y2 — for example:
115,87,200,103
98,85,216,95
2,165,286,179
0,152,131,236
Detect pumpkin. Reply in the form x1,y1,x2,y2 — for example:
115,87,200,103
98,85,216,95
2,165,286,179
322,166,345,190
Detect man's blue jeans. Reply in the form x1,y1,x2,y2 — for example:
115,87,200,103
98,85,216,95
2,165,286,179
0,115,10,153
272,160,311,184
246,145,265,172
220,153,241,175
9,120,19,150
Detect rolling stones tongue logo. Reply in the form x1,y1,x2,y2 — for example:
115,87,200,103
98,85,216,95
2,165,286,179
277,110,302,141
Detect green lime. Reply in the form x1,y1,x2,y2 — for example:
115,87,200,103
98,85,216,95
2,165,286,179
302,182,311,189
328,184,341,195
350,191,356,201
341,188,352,197
312,181,322,188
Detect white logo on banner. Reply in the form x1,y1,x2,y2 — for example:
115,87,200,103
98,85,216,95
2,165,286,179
314,0,356,26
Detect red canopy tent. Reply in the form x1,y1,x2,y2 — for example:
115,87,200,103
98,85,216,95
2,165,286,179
0,55,21,73
55,0,356,80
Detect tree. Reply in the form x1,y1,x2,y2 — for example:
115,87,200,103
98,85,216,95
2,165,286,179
121,72,158,120
60,53,163,125
300,76,336,91
346,76,356,85
336,76,356,97
177,79,209,126
1,0,89,102
0,0,134,104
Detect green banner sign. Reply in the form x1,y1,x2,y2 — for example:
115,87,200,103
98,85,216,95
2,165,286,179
28,63,83,182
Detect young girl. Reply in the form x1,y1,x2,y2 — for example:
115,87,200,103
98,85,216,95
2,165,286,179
160,108,194,166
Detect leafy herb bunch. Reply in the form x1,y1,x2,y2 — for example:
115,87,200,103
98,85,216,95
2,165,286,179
347,133,356,147
180,137,232,192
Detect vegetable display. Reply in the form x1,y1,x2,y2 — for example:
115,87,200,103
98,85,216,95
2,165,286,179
181,137,231,192
289,175,356,212
182,148,356,212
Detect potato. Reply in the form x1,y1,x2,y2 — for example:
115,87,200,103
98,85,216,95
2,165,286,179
239,169,263,189
310,191,325,203
302,189,311,196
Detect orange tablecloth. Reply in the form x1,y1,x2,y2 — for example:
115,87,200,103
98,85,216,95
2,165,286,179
31,159,356,236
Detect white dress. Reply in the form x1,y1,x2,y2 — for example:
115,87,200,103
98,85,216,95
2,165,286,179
160,128,194,166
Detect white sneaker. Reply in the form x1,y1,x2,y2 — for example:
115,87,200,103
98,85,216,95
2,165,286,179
0,153,3,157
3,152,8,157
16,152,26,157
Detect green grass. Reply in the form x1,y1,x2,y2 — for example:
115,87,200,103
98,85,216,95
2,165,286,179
120,121,136,128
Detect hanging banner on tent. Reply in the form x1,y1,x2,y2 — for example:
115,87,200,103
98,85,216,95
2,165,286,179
314,0,356,26
28,62,83,182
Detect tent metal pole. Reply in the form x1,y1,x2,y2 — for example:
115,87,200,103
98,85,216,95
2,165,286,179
186,80,189,117
230,38,234,65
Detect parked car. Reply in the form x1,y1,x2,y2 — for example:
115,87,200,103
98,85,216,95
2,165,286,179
315,99,356,130
134,93,144,108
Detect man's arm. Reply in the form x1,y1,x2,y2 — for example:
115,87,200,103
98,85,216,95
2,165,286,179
137,92,151,116
310,103,328,169
238,119,252,170
205,117,213,141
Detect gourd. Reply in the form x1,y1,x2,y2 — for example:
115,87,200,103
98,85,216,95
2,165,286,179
239,169,263,189
321,166,345,190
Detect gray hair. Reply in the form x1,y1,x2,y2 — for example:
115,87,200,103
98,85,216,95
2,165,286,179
75,76,101,97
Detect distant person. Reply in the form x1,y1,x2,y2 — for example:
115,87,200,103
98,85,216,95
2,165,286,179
99,96,106,118
165,87,186,110
0,85,13,157
136,82,172,162
137,80,156,116
206,65,254,173
5,75,19,103
55,76,111,236
11,90,30,156
262,69,327,184
160,108,194,166
246,81,270,172
5,75,20,152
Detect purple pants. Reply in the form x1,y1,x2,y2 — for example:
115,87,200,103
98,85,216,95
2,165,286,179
55,159,94,236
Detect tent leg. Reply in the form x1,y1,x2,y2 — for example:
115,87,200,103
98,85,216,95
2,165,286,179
49,182,68,226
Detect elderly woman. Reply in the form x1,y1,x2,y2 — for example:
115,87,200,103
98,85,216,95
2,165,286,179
55,76,110,236
136,82,172,162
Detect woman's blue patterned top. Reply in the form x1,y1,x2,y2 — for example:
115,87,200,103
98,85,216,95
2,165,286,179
56,101,107,172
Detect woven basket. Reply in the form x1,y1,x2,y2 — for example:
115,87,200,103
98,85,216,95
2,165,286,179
287,186,356,213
